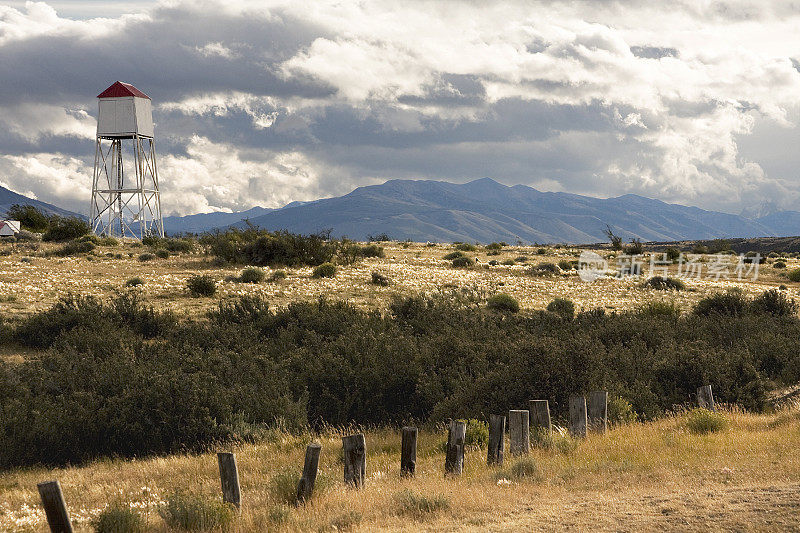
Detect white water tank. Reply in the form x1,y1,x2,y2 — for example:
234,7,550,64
96,81,154,138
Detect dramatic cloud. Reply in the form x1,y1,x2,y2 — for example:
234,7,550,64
0,0,799,216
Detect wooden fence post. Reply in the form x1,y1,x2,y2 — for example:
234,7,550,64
37,480,73,533
569,396,588,438
509,410,530,455
296,443,322,504
217,452,241,509
697,385,716,411
529,400,552,434
487,414,505,466
587,391,608,434
342,434,366,488
401,427,418,477
444,419,466,475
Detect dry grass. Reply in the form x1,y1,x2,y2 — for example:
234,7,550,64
2,409,800,531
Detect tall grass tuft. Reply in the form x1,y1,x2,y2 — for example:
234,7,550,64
159,492,236,532
394,490,450,519
92,503,146,533
686,408,728,435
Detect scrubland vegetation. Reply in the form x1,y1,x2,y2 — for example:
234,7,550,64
3,214,800,530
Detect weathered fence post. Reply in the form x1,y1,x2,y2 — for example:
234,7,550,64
587,391,608,434
342,434,366,487
401,427,418,477
37,480,73,533
697,385,715,411
569,396,588,438
217,452,241,509
444,419,466,475
487,414,505,466
509,410,530,455
296,443,322,504
529,400,552,434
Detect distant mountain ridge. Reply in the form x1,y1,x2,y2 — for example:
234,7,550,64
0,186,82,219
228,178,794,244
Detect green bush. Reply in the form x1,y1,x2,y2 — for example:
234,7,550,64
455,243,477,252
529,262,560,276
774,261,786,269
514,255,529,263
694,288,748,316
312,262,337,278
6,204,50,232
788,268,800,282
138,253,155,262
187,275,217,297
362,244,385,258
547,298,575,320
240,267,266,283
750,289,798,317
159,492,236,532
155,249,170,259
371,271,390,286
43,216,90,242
464,419,489,448
686,408,727,435
558,259,573,271
165,238,196,253
451,256,474,268
487,293,520,313
51,239,95,257
269,270,287,282
394,490,449,518
443,251,463,260
665,247,681,261
125,277,145,288
200,227,335,267
644,276,686,291
501,258,516,265
486,242,503,251
93,502,145,533
607,396,637,425
508,457,543,481
637,301,681,319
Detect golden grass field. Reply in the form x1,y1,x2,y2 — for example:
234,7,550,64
2,238,800,531
1,409,800,532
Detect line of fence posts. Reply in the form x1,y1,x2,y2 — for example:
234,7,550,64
36,385,719,531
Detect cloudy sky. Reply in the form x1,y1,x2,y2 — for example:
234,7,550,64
1,0,799,217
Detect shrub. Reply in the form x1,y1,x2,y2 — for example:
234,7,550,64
464,419,489,448
547,298,575,320
154,249,170,259
200,227,335,267
371,271,390,286
788,268,800,282
138,253,155,262
368,233,391,242
558,259,573,271
514,255,529,263
141,235,161,247
269,270,287,282
312,262,337,278
451,256,474,268
529,262,560,276
187,275,217,297
486,242,503,251
694,288,747,316
394,490,449,519
692,244,709,254
644,276,686,291
240,267,266,283
508,457,542,480
92,502,146,533
665,247,681,261
52,240,95,256
443,251,464,260
750,289,798,317
487,293,519,313
455,243,477,252
43,216,90,242
686,408,727,435
362,244,385,258
159,492,236,532
774,261,786,269
536,248,547,254
6,204,50,232
624,239,644,255
125,277,145,288
607,396,637,425
501,259,516,266
165,238,196,253
637,301,681,319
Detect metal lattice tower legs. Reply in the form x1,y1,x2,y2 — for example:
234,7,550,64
89,134,164,239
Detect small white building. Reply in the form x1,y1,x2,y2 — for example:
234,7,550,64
0,220,21,236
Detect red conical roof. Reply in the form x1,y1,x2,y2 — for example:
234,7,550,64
97,81,151,99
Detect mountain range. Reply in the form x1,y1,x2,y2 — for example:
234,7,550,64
3,179,800,244
0,186,81,219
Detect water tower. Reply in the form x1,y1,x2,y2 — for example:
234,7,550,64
89,81,164,238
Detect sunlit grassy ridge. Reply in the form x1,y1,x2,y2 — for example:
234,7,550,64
1,408,799,531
